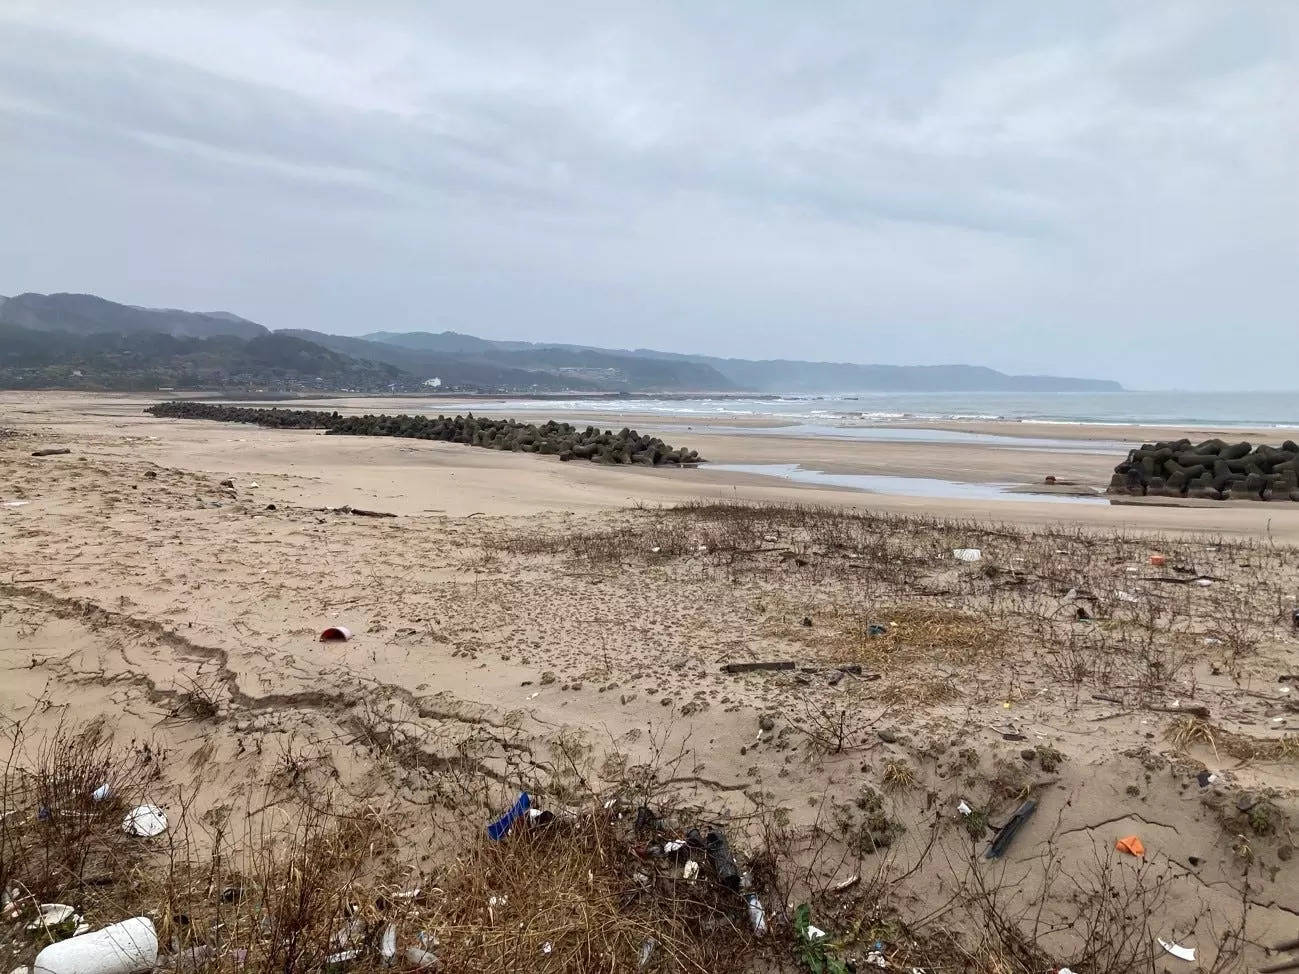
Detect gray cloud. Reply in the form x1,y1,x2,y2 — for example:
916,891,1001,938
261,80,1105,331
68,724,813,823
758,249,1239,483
1,0,1296,387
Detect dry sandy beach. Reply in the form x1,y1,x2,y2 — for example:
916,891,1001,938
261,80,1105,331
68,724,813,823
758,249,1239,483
3,391,1299,971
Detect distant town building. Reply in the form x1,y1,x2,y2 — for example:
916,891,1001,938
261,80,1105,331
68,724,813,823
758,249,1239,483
424,377,442,388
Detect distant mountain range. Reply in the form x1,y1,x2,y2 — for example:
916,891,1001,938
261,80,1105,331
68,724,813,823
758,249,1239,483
0,292,1122,394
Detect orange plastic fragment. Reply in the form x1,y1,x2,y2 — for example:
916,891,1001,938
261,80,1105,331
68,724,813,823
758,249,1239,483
1115,835,1144,856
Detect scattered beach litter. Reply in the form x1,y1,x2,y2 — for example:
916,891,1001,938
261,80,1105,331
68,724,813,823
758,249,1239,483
1115,835,1145,857
33,917,157,974
745,894,766,935
121,805,167,838
1157,938,1196,962
2,500,30,507
1149,554,1166,566
319,626,353,642
486,792,531,841
91,784,111,802
31,449,71,458
957,800,973,816
952,548,982,562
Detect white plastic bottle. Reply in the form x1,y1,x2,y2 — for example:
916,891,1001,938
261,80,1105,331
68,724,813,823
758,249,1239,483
34,917,158,974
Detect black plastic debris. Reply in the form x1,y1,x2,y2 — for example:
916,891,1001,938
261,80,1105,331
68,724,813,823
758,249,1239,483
704,829,741,891
985,800,1037,859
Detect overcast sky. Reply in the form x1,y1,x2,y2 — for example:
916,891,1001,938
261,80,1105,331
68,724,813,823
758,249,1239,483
1,2,1296,388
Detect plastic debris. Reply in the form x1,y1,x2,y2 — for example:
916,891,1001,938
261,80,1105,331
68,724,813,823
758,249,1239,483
957,800,973,816
541,942,552,955
320,626,353,642
865,950,887,968
830,875,860,894
682,860,699,881
122,805,167,837
746,894,767,935
26,904,78,932
1116,591,1140,603
91,784,111,803
952,548,982,563
638,938,658,968
806,924,827,941
1157,939,1196,962
33,917,158,974
2,500,30,508
867,624,888,637
985,800,1036,859
1196,770,1218,787
1115,835,1145,857
486,793,530,841
324,949,358,973
1149,554,1166,567
403,948,439,970
379,924,397,964
704,828,741,891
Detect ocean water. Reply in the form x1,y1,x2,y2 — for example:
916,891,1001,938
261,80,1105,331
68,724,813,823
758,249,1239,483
430,390,1299,430
709,463,1108,505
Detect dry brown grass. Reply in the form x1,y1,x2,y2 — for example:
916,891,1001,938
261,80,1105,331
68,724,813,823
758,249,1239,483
880,759,918,793
1166,715,1299,764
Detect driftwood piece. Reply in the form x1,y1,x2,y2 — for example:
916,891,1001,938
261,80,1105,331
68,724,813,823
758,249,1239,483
1149,703,1211,718
31,448,71,457
321,504,398,518
1091,693,1210,719
721,661,796,674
